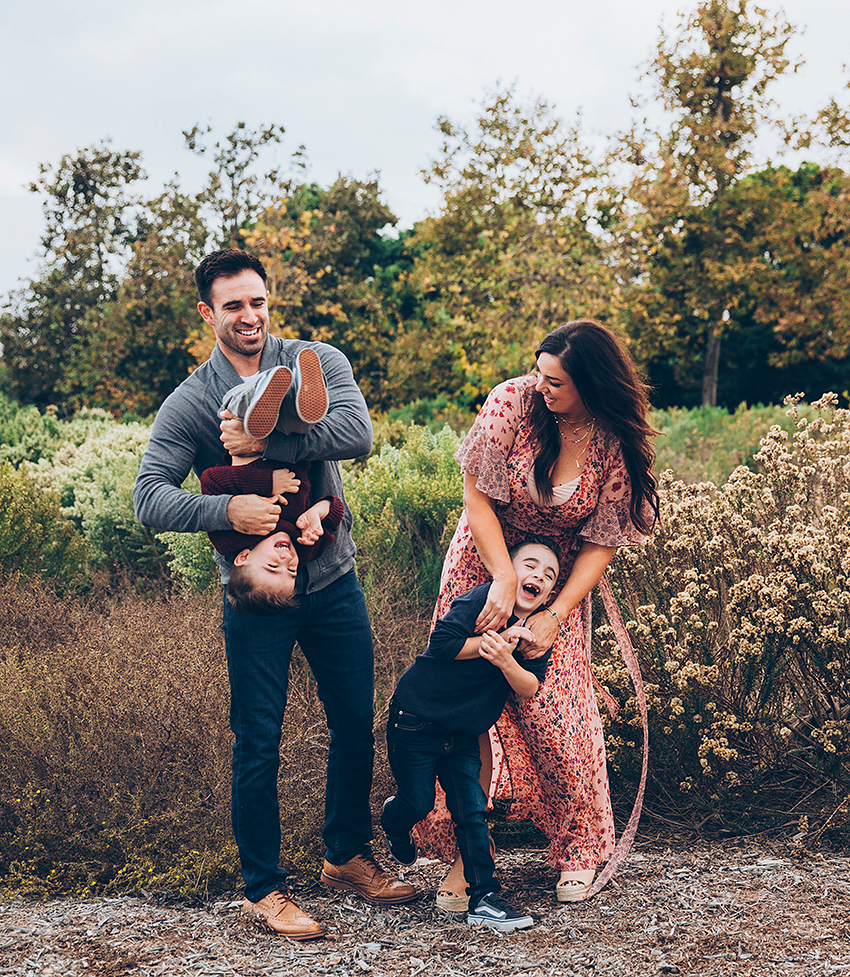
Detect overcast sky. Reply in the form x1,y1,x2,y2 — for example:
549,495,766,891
2,0,847,298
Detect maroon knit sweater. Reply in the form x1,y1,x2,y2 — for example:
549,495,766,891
200,458,344,561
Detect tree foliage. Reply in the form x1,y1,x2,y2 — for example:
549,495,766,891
1,15,849,419
385,88,618,406
0,143,145,411
616,0,798,406
76,187,210,415
183,121,300,248
242,177,398,404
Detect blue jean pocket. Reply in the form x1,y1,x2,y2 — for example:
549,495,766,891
391,707,427,732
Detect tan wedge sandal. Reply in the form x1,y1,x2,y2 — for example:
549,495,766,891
435,834,496,912
556,869,596,903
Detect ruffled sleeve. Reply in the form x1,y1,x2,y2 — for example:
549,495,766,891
579,434,649,547
454,378,528,503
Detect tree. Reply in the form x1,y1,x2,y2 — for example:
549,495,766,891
184,122,302,248
744,164,850,371
385,87,618,406
617,0,796,406
71,186,209,415
0,142,145,411
241,177,398,405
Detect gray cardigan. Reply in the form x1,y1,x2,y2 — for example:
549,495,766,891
133,337,373,589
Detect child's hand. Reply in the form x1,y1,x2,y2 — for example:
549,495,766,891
500,624,536,647
478,625,534,671
272,468,301,500
295,500,330,545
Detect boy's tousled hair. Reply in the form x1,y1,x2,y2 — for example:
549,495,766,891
226,562,298,616
195,249,268,307
508,534,562,568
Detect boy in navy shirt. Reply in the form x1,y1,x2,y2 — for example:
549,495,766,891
381,536,560,931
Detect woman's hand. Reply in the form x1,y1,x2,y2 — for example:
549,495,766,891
518,610,560,658
474,574,517,634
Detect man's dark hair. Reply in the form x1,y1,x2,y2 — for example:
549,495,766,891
195,249,268,307
508,534,562,567
227,562,298,616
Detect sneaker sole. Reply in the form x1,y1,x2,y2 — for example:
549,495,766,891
467,913,534,932
387,847,417,867
295,349,328,424
244,368,292,440
320,871,421,905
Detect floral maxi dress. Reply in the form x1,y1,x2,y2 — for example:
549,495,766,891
412,375,648,872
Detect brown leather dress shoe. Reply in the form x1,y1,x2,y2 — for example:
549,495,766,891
321,853,420,905
242,890,325,940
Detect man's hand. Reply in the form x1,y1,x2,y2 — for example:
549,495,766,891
295,500,330,545
226,495,281,535
220,411,268,458
272,468,300,499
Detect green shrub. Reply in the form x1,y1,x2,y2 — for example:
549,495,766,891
157,531,218,592
384,395,476,435
24,419,169,583
0,393,65,466
345,424,464,604
599,395,850,835
651,401,814,485
0,463,89,591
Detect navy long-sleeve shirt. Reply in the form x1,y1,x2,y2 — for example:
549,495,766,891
392,583,552,736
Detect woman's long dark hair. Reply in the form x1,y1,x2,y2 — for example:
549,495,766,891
529,320,660,535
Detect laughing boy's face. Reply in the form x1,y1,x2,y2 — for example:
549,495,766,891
511,543,559,616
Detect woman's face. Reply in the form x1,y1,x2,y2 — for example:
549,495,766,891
535,352,586,417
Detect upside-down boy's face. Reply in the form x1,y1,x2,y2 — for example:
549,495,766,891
234,531,299,598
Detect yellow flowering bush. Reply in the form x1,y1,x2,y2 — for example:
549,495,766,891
598,395,850,832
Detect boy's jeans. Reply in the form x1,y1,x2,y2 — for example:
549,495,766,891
382,702,498,904
222,569,375,903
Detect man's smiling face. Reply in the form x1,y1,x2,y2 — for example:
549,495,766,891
198,269,269,367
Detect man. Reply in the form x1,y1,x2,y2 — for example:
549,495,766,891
134,249,418,940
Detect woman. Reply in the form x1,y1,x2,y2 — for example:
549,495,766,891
413,319,659,904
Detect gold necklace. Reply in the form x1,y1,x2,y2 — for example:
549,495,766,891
555,416,594,444
554,416,595,469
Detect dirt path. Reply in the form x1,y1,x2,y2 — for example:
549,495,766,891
2,838,849,976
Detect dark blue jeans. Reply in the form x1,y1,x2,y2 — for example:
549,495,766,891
222,569,375,903
382,702,497,905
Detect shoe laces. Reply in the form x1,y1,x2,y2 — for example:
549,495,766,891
353,852,383,878
264,889,291,914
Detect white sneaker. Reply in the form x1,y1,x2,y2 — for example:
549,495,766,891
467,892,533,932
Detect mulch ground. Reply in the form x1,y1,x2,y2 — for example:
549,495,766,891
2,837,849,976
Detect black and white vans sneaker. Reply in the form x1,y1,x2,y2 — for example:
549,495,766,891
467,892,533,931
380,797,417,866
